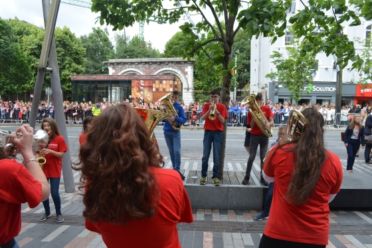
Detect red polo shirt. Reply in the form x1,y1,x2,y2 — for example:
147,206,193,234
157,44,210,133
42,135,67,178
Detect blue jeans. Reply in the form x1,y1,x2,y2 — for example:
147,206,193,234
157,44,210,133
201,131,223,178
43,178,62,216
262,183,274,217
164,131,181,170
346,139,360,170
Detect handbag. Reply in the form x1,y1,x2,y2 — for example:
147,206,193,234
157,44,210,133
341,132,346,142
365,134,372,144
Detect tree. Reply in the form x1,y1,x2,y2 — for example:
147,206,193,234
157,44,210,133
91,0,370,178
115,34,161,58
81,28,114,74
267,41,318,101
0,19,33,98
55,27,86,98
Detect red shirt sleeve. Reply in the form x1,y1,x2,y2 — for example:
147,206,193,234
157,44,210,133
56,135,68,153
263,145,278,177
179,186,193,223
1,161,42,208
329,154,343,194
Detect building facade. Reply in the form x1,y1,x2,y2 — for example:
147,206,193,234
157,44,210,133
250,0,372,105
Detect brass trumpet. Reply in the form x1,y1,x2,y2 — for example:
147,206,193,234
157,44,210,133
209,103,216,120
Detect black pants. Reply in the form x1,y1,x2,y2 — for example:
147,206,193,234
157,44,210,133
365,143,372,163
244,134,268,180
259,234,326,248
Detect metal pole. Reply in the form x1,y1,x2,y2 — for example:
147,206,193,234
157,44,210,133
335,62,343,126
42,0,75,193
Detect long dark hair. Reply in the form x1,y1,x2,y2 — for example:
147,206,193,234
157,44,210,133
78,103,163,222
41,118,60,140
287,107,326,205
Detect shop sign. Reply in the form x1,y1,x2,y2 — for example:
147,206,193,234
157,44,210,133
303,85,336,93
356,83,372,97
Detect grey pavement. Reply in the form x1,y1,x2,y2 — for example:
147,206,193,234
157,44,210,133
1,124,371,247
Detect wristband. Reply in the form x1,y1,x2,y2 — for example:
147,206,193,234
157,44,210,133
24,158,37,164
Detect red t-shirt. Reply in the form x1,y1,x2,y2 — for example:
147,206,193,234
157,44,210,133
79,132,87,145
43,135,67,178
0,159,42,244
202,102,228,131
85,167,193,248
247,105,273,136
263,144,343,245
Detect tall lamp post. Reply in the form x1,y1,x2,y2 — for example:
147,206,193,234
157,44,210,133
334,55,343,126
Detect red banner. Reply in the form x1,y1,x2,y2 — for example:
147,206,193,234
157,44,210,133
355,84,372,97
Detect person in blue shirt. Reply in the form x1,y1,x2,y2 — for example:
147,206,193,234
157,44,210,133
163,91,187,180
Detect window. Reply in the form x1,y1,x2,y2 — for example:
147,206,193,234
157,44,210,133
285,31,294,45
366,25,372,46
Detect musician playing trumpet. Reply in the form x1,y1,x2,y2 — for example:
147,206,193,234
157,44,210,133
163,90,187,180
0,124,49,248
199,89,228,186
242,93,274,186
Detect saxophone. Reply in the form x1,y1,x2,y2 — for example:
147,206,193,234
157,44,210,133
242,94,272,137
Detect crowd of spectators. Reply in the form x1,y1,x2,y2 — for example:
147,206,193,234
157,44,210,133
0,99,367,127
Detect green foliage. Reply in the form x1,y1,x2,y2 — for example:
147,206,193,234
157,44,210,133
267,42,318,101
81,28,114,74
0,19,33,98
232,29,251,96
114,34,161,58
55,27,86,97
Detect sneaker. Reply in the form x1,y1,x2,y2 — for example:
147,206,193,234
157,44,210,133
200,177,207,185
212,177,220,186
39,214,50,222
176,170,185,181
56,215,64,223
254,213,267,221
242,176,249,185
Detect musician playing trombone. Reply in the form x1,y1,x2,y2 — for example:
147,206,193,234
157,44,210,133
199,89,228,186
0,124,49,248
242,93,274,186
163,90,187,180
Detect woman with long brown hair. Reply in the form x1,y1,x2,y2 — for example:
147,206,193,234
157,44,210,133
259,107,343,248
40,118,67,223
77,103,193,248
344,114,364,173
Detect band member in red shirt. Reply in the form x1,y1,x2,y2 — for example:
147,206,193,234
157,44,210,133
78,103,193,248
242,93,273,185
79,116,93,145
40,118,68,223
259,107,343,248
0,124,49,248
199,89,228,186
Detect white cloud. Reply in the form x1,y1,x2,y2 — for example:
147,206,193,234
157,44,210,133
0,0,182,52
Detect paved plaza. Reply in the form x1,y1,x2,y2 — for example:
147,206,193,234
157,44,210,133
1,124,371,247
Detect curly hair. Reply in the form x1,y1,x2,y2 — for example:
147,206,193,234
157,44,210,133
287,107,326,205
78,103,163,222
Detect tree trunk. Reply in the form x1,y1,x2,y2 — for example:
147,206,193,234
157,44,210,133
218,49,233,180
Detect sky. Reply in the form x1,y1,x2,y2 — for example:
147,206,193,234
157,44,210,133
0,0,183,52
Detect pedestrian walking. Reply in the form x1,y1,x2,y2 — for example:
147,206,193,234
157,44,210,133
0,124,49,248
39,118,68,223
259,107,343,248
163,91,187,180
199,89,228,186
344,115,364,173
78,103,193,248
